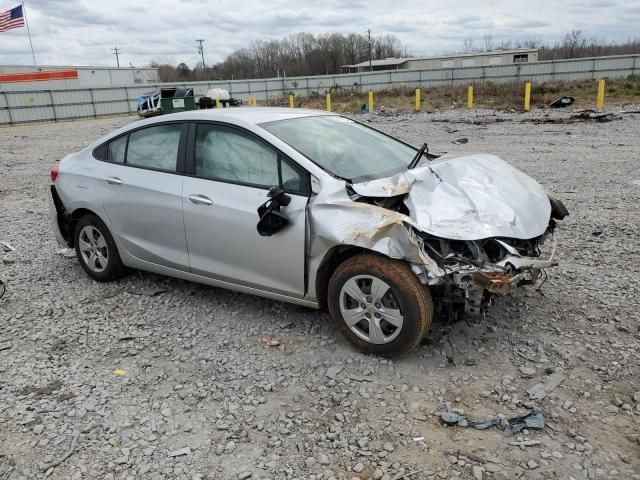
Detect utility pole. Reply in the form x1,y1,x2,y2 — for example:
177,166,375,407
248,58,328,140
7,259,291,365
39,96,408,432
111,47,121,68
367,29,372,72
196,39,206,70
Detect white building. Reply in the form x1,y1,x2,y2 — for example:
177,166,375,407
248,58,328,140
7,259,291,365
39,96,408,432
342,49,539,73
0,64,159,91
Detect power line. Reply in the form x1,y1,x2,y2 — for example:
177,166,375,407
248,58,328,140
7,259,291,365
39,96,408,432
111,47,121,68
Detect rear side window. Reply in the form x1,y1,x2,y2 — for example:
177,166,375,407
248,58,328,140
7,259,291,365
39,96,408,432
108,135,127,164
127,124,182,172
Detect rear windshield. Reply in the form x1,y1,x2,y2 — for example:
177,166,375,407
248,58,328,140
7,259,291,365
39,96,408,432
260,115,416,182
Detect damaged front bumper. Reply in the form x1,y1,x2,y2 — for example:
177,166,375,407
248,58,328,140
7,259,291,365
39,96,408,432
416,232,558,320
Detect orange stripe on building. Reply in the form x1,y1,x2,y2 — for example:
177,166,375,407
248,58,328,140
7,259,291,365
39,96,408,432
0,69,78,83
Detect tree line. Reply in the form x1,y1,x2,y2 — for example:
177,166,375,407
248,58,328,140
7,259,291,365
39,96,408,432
151,31,640,82
152,32,403,82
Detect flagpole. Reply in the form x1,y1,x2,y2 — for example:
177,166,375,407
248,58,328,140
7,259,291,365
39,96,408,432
21,1,36,65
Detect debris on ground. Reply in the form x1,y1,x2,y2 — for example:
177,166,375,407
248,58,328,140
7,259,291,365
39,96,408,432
527,372,565,400
527,111,619,124
548,96,575,108
112,369,128,376
263,336,281,347
0,241,15,252
117,331,152,341
0,279,5,299
20,380,63,397
167,447,191,458
440,409,545,435
56,248,76,258
0,341,12,351
126,287,170,297
452,137,469,144
509,439,541,448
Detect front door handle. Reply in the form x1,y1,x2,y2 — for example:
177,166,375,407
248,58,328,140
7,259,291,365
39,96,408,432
188,194,213,206
105,177,123,185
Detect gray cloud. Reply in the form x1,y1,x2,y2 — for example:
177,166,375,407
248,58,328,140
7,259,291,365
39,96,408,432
0,0,637,67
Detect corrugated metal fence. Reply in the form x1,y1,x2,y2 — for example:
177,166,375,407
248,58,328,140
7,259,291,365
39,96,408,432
1,54,639,125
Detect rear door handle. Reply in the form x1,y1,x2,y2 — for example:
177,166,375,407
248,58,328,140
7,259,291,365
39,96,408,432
105,177,123,185
188,194,213,206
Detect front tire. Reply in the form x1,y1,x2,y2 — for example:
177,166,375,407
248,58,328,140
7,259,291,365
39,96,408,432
74,214,125,282
328,254,433,357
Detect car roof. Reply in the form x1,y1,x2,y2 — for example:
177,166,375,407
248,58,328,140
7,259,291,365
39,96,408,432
145,107,336,126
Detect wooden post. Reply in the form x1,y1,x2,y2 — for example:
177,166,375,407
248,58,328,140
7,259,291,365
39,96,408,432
524,82,531,112
326,93,331,112
415,88,421,111
467,85,473,109
289,94,294,108
368,90,373,113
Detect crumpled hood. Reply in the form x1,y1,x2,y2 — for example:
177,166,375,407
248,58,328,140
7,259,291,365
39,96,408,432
350,153,551,240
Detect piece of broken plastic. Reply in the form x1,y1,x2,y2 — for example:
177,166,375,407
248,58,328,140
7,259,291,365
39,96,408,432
167,447,191,458
0,241,16,253
440,409,544,436
112,368,127,376
57,248,76,258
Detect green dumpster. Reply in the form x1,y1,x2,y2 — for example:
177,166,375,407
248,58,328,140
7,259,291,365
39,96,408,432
160,95,195,114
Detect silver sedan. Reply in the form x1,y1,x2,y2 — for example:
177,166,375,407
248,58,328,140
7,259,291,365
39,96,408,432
50,108,568,356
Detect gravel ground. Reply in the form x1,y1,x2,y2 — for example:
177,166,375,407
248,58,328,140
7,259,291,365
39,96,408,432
1,108,639,480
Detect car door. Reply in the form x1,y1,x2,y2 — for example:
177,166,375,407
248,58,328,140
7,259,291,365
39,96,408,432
95,122,189,271
182,122,309,297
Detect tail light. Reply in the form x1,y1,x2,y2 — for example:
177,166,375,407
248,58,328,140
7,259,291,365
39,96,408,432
50,164,59,183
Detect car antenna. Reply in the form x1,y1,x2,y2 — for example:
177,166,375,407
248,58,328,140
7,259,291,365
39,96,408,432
408,143,428,170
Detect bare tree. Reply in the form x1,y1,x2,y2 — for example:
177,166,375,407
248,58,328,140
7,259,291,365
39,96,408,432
564,30,583,58
483,34,493,52
463,38,474,53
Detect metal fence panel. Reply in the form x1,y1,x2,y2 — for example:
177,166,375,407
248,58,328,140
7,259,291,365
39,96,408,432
2,54,639,126
52,90,93,105
9,106,56,123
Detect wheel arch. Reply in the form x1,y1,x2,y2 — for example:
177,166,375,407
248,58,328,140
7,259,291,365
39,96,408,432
315,245,386,310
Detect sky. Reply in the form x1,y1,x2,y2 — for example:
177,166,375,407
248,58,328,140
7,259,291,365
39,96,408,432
0,0,638,68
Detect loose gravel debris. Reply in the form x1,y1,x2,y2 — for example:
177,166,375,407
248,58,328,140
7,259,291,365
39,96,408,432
1,109,639,479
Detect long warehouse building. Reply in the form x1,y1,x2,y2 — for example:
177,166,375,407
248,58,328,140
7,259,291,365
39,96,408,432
0,64,159,91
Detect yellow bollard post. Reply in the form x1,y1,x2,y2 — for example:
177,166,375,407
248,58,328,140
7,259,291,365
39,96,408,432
215,98,221,109
326,93,331,112
252,96,257,107
467,85,473,109
368,90,374,113
289,94,294,108
415,88,421,111
524,81,531,112
597,79,605,110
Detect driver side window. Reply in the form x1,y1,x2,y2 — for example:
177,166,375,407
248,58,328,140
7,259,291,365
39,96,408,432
194,124,307,194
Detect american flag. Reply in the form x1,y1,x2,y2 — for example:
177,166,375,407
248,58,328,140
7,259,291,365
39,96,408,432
0,5,25,32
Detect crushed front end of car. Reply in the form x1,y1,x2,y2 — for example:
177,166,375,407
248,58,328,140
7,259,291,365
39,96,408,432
307,152,568,321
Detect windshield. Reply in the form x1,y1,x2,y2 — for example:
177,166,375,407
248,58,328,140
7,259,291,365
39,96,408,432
260,115,417,182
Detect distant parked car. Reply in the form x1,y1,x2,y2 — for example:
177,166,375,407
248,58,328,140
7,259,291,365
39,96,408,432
50,108,567,356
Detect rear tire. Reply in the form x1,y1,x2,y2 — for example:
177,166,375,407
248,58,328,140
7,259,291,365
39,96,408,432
328,254,433,357
74,214,125,282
